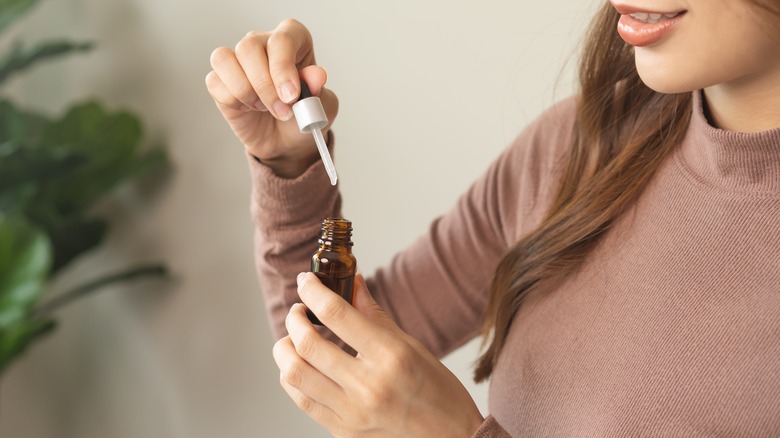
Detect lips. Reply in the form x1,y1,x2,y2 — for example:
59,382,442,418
611,3,687,47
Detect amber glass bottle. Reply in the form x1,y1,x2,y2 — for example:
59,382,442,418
307,218,357,325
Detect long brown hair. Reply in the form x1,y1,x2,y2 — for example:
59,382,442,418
475,0,780,382
473,1,692,382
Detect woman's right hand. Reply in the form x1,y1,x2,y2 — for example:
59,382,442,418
205,19,339,178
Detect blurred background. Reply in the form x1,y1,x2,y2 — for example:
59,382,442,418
1,0,598,436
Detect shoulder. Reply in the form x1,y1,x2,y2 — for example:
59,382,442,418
489,96,577,240
505,95,577,177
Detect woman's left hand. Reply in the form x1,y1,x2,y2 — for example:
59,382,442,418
272,272,485,438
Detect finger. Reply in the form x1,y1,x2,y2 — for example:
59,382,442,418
350,273,397,334
233,32,294,122
265,23,307,104
272,335,346,411
279,378,345,434
351,273,378,310
209,46,264,112
266,20,317,102
286,303,356,384
298,65,327,96
297,272,392,356
205,70,262,113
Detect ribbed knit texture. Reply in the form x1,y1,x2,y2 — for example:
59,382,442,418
249,91,780,437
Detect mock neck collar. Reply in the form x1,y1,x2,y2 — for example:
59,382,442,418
678,90,780,195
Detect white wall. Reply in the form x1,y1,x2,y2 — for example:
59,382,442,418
1,0,598,436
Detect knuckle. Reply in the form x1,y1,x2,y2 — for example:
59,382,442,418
284,307,297,331
265,34,281,49
252,77,275,94
280,18,311,40
234,35,260,57
292,390,314,413
235,82,259,103
362,385,392,411
384,344,415,376
281,359,305,388
244,29,265,39
204,71,217,89
293,329,317,359
209,46,233,67
271,338,286,361
280,18,302,29
266,29,292,49
318,296,347,323
204,71,225,96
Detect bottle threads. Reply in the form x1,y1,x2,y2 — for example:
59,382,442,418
307,217,357,325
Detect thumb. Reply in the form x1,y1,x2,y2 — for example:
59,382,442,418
299,65,327,95
351,273,390,323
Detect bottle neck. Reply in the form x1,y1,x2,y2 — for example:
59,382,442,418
318,218,353,251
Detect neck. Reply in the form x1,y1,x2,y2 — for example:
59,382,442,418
703,66,780,133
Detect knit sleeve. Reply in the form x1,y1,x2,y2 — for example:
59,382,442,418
250,98,575,356
249,148,342,339
472,416,512,438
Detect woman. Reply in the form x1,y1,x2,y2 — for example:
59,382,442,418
205,0,780,436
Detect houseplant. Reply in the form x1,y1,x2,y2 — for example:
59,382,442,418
0,0,168,376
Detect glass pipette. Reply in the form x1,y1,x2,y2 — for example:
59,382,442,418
292,81,338,185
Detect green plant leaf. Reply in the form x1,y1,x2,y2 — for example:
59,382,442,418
0,182,36,217
0,0,170,378
0,216,51,328
0,98,50,143
1,99,168,275
39,101,149,212
1,99,169,218
0,217,57,376
0,40,93,86
0,144,85,190
0,0,42,35
0,140,87,217
46,217,107,274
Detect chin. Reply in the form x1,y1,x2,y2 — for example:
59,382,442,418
635,57,700,95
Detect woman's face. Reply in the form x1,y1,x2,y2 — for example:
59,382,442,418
611,0,780,94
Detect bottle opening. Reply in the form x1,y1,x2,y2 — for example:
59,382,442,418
319,217,353,248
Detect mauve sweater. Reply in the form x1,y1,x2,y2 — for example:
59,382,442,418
249,91,780,437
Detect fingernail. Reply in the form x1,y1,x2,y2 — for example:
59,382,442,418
253,101,267,112
296,272,306,286
240,105,253,112
274,101,293,121
279,82,298,103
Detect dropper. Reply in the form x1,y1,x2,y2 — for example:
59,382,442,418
292,81,338,185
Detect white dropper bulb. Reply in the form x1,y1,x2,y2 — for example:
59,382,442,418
292,81,338,186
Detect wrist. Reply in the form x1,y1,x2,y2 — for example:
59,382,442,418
252,130,332,179
259,152,320,179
